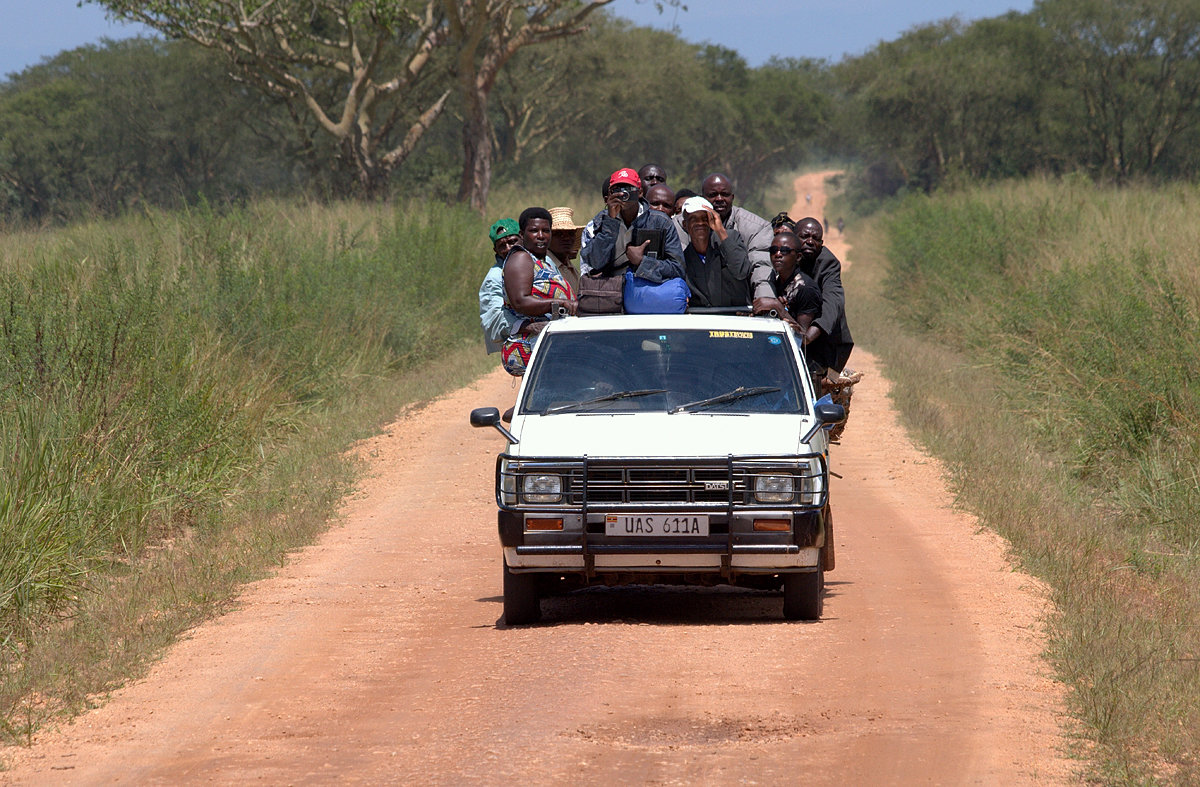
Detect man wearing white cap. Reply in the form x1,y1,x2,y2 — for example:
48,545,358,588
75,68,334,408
678,196,765,309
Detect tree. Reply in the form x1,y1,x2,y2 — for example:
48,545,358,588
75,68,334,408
0,39,287,221
92,0,454,197
446,0,616,212
1036,0,1200,180
832,14,1055,198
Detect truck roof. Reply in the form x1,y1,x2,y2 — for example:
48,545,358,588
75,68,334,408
541,313,789,335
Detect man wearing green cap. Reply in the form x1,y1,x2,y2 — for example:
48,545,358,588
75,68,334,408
479,218,521,354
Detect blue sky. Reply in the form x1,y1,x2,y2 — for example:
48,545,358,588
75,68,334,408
2,0,1035,79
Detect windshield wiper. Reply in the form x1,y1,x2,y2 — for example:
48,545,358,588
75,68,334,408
670,386,781,414
545,388,667,414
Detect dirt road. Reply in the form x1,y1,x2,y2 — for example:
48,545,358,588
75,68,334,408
2,173,1073,784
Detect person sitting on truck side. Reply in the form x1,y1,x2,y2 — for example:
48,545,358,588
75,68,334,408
770,211,797,235
700,173,779,314
500,207,578,376
768,231,818,335
794,216,854,376
579,168,684,278
679,196,756,309
478,217,521,354
547,206,584,293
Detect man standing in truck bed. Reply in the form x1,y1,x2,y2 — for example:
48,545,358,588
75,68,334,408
580,168,683,278
700,173,777,311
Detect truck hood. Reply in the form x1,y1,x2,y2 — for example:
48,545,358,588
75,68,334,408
508,412,811,458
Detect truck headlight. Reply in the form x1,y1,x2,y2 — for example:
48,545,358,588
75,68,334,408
523,474,562,503
500,461,517,506
797,460,821,505
755,475,794,503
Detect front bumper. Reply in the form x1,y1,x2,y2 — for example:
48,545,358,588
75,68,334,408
493,453,829,579
498,508,825,576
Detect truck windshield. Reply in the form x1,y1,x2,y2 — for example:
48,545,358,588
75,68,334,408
520,328,806,415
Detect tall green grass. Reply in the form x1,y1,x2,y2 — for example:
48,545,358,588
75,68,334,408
857,176,1200,783
0,198,496,741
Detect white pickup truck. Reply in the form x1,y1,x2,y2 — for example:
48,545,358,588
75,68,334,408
470,313,844,625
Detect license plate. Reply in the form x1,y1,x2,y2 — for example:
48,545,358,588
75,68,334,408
605,514,709,537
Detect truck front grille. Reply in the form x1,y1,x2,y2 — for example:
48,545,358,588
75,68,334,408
497,454,828,511
581,465,739,505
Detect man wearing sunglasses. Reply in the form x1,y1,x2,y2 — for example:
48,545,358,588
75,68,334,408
580,167,684,278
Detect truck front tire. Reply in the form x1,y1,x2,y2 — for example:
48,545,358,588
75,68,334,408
783,568,824,621
503,562,541,625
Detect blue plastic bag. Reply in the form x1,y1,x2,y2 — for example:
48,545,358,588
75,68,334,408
623,271,690,314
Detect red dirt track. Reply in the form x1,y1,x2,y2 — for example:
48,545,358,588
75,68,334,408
1,172,1074,784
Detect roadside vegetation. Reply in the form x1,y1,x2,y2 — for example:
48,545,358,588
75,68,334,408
3,0,1200,779
843,176,1200,784
0,199,498,741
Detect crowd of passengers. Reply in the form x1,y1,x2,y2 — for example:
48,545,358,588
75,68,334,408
478,164,853,392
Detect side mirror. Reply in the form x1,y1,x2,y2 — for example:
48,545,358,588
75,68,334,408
470,407,500,427
815,402,847,424
800,402,847,444
470,407,518,444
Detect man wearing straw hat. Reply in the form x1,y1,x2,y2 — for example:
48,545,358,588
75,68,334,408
546,206,584,293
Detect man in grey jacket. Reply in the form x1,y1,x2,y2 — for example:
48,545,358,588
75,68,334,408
701,173,776,309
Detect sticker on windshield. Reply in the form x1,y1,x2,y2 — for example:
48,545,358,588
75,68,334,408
768,335,782,345
709,330,753,339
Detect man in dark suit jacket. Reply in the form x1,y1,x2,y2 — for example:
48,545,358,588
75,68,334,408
795,217,854,375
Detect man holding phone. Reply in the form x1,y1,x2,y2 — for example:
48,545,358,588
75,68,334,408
580,167,684,277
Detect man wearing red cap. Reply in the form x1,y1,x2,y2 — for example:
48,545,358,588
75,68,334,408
580,167,684,278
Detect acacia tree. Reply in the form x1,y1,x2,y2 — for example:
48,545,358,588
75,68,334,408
91,0,453,196
445,0,617,212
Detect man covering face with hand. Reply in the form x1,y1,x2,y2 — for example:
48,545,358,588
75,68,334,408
700,172,776,311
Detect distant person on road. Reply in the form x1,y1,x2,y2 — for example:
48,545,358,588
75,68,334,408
700,172,776,313
836,217,845,236
500,207,577,376
580,168,683,278
478,217,521,354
